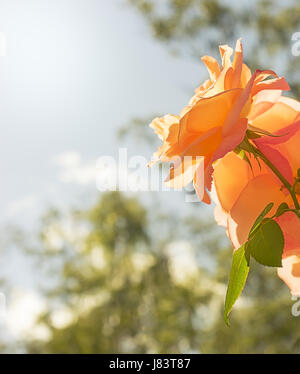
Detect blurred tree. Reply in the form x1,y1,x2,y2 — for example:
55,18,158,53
23,191,300,354
0,226,26,353
128,0,300,95
25,192,222,353
12,1,300,353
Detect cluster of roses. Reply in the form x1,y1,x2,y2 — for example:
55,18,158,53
149,40,300,297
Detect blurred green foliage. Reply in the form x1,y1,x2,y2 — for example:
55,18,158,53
128,0,300,96
23,191,300,354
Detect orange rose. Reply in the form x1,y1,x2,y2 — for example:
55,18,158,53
212,95,300,294
149,39,289,203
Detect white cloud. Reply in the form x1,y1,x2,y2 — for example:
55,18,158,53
54,151,97,186
54,151,81,167
54,150,150,192
6,196,38,217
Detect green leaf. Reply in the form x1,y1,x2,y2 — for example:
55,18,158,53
224,244,250,325
249,202,274,238
247,219,284,267
244,241,251,266
297,168,300,179
275,202,289,217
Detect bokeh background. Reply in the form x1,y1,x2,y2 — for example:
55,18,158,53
0,0,300,353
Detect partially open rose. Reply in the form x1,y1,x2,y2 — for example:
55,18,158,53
212,95,300,294
149,39,289,203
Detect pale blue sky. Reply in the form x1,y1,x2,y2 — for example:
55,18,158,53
0,0,257,344
0,0,207,227
0,0,213,321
